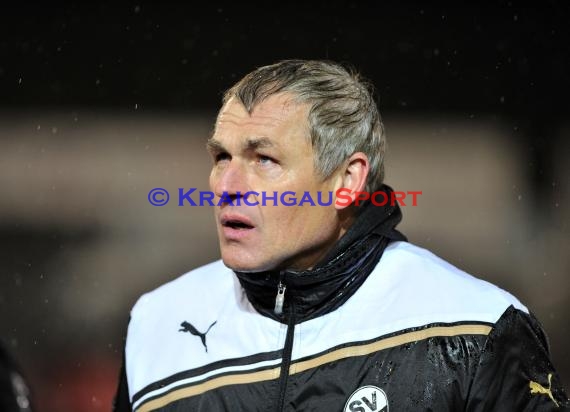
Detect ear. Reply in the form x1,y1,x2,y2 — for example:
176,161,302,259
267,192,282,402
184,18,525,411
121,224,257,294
333,152,369,210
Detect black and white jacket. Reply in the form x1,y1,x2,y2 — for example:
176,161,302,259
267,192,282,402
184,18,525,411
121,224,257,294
114,199,569,411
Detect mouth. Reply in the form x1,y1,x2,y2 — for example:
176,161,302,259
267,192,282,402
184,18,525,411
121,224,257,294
222,220,254,230
220,214,255,232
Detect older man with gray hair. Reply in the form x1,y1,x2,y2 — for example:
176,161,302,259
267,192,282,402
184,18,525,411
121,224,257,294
114,60,569,411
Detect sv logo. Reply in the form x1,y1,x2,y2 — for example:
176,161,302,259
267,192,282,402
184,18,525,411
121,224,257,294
344,385,389,412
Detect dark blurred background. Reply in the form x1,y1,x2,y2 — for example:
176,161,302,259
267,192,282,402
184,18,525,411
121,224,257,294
0,2,568,411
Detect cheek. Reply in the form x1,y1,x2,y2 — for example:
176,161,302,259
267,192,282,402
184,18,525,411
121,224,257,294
269,205,329,239
263,206,301,236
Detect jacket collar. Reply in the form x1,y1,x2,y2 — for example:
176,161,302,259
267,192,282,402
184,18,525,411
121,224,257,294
235,185,406,323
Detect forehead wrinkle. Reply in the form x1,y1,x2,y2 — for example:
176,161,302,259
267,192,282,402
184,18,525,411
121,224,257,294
218,95,301,129
218,110,289,130
213,94,311,153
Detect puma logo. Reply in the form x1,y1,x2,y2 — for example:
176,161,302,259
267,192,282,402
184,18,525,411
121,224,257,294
179,320,217,352
529,373,559,407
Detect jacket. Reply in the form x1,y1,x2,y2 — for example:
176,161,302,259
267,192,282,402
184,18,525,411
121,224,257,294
114,194,569,411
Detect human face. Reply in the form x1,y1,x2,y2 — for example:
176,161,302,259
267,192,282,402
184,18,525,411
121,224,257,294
208,93,344,272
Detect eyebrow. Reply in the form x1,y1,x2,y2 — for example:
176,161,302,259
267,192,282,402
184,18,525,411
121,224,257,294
206,137,275,154
206,138,225,154
244,137,275,151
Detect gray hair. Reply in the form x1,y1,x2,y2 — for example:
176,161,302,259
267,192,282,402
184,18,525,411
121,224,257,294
222,59,386,193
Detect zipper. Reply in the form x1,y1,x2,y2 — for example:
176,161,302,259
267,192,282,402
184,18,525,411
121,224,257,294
274,281,286,316
275,273,295,411
277,301,295,411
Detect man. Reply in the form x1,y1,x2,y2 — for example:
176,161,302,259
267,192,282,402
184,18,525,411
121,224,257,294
114,60,569,411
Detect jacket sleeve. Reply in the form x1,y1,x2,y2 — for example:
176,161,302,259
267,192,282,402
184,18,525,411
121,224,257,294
113,353,132,412
465,305,570,411
113,316,133,412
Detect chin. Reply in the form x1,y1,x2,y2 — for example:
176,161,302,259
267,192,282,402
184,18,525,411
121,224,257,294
221,251,277,273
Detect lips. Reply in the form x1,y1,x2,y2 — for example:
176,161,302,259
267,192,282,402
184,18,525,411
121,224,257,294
219,213,256,241
220,214,255,230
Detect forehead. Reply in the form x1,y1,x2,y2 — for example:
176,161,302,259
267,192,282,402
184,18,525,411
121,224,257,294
213,93,311,147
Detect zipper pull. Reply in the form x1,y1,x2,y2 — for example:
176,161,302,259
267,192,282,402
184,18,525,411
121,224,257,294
274,281,286,316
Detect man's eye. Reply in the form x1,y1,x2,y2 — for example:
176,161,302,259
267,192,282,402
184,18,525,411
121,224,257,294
258,155,277,165
214,152,231,163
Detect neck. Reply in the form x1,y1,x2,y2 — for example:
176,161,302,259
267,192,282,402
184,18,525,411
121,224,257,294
235,187,407,323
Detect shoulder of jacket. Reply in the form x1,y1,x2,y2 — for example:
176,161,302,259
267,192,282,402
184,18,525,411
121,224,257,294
372,241,528,325
129,259,232,318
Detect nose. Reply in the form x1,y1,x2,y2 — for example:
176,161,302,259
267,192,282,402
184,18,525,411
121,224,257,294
211,160,249,198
